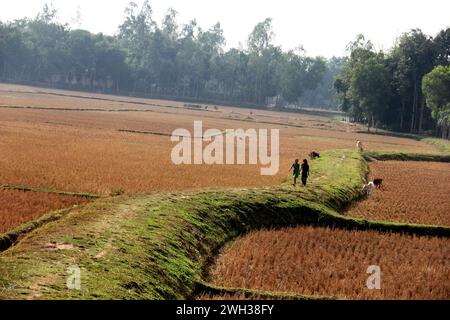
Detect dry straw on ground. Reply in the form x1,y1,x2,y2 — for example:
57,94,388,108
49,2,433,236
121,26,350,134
346,161,450,226
207,226,450,300
0,189,88,233
0,83,436,195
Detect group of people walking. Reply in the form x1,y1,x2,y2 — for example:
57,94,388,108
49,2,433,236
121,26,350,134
289,158,309,187
289,140,365,187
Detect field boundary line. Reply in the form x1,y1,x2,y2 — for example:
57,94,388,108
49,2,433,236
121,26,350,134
0,104,159,113
0,89,182,109
421,138,450,155
0,206,78,252
362,151,450,163
194,281,337,300
118,129,228,139
0,184,105,199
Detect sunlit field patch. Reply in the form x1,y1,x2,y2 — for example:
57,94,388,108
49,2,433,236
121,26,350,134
0,189,89,233
346,161,450,226
0,84,438,195
206,226,450,300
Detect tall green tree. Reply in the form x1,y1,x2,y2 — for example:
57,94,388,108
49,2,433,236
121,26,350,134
300,56,344,109
247,18,274,55
335,30,448,135
350,54,391,131
118,0,155,92
334,35,375,122
392,29,435,133
422,65,450,139
433,28,450,66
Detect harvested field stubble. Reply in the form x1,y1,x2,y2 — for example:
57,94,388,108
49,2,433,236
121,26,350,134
207,226,450,300
0,117,437,194
0,83,444,233
0,122,296,194
346,161,450,226
0,189,88,233
197,293,287,300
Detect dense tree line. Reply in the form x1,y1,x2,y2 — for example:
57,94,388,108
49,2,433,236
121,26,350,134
2,2,448,137
0,5,130,92
0,2,339,108
334,30,450,138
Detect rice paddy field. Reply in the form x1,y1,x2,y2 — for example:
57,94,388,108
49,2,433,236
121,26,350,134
0,83,436,194
345,161,450,226
0,83,439,234
0,83,449,301
0,189,88,233
200,158,450,300
203,226,450,300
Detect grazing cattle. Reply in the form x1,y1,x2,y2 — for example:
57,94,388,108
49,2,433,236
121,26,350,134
309,151,320,160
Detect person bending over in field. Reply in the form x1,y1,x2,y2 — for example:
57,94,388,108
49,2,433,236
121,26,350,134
289,159,300,186
301,159,310,186
362,178,383,195
356,140,364,152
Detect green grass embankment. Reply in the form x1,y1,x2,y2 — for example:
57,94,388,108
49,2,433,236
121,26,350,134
363,151,450,162
421,137,450,155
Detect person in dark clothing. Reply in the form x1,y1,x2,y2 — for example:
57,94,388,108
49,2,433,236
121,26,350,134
289,159,300,186
301,159,309,186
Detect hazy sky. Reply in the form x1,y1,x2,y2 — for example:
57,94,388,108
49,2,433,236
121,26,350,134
1,0,449,57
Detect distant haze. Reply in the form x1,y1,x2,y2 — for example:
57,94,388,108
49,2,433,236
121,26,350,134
1,0,449,57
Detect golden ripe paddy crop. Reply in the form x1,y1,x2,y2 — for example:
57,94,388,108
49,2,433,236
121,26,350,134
0,84,437,195
206,226,450,300
0,83,443,234
0,117,435,195
0,121,293,194
197,293,282,300
0,189,88,233
346,161,450,226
